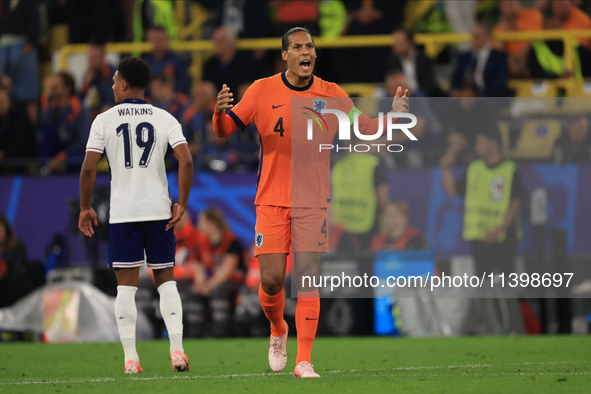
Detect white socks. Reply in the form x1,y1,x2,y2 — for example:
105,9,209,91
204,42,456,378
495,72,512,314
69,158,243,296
157,281,184,355
115,285,139,363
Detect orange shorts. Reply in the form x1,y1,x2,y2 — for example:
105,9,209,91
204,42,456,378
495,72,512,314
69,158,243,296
254,205,328,256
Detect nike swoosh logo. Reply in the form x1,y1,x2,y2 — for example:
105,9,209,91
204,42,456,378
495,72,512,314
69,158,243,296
272,104,285,109
318,241,326,246
305,317,318,320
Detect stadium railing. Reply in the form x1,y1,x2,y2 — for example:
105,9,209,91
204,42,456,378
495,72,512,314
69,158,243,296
58,29,591,97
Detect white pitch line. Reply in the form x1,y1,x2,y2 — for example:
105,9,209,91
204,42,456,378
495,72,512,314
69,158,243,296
0,361,588,386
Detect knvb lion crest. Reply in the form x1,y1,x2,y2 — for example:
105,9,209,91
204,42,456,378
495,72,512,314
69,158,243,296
256,233,263,248
313,99,327,112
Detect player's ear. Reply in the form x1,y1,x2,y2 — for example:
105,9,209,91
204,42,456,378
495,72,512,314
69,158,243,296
281,50,288,61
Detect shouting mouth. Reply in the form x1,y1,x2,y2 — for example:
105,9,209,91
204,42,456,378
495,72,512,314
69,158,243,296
300,59,311,72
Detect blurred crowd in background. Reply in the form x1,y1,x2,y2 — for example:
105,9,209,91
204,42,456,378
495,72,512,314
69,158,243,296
2,0,591,338
1,0,591,174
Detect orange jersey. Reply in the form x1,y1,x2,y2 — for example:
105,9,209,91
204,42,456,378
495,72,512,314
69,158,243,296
562,6,591,47
222,71,385,208
493,8,543,55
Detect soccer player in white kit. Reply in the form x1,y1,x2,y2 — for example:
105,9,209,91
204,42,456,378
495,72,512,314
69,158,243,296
78,58,194,374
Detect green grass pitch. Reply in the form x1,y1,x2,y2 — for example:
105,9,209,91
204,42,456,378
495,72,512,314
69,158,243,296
0,336,589,393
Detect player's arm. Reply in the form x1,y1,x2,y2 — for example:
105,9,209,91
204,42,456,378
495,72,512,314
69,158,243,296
79,151,102,237
213,82,258,138
167,143,193,231
213,84,238,137
356,87,410,140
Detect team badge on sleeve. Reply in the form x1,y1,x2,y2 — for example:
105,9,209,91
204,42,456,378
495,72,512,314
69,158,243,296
256,233,264,248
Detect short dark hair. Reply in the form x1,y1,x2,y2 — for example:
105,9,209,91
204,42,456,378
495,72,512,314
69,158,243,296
57,72,76,97
282,27,313,51
474,20,493,35
477,125,503,148
117,57,151,90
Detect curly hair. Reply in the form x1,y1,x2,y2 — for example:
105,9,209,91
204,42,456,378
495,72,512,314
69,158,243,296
117,57,151,90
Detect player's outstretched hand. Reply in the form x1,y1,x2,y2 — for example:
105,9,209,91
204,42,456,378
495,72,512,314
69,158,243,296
392,86,410,113
215,84,234,113
166,203,186,231
79,208,98,237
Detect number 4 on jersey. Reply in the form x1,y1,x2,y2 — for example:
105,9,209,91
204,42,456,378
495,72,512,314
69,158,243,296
274,117,284,137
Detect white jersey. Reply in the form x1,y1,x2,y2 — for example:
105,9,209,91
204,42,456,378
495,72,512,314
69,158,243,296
86,99,187,224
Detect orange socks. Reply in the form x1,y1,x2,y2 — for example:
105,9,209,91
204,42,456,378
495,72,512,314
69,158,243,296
258,284,286,337
295,290,320,365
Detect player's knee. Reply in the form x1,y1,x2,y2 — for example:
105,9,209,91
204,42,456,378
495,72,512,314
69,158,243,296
260,276,284,296
153,267,175,288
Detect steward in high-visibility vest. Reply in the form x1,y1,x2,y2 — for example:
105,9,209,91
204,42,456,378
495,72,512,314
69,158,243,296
331,153,380,234
530,40,583,80
330,153,389,252
440,130,524,247
463,159,523,243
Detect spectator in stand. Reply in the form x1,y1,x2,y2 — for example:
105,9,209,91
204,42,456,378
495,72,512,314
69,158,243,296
345,1,406,83
182,81,217,157
271,0,320,35
380,70,439,144
66,0,115,44
202,27,256,91
0,84,38,171
528,12,591,80
370,201,427,252
440,80,497,164
208,0,270,39
493,0,543,77
0,0,40,125
444,0,477,52
172,210,211,338
451,22,508,97
130,0,178,44
0,215,36,308
149,74,189,123
142,27,190,95
200,119,241,172
193,208,246,337
387,28,446,97
554,116,591,163
551,0,591,47
81,44,116,120
571,0,591,17
40,72,89,174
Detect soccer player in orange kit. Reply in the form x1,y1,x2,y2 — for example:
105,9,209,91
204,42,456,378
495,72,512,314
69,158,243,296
213,27,410,378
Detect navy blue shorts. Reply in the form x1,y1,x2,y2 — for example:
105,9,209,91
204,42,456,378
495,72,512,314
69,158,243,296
108,220,175,270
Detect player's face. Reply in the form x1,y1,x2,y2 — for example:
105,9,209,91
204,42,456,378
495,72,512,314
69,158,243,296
112,71,125,104
282,31,316,80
